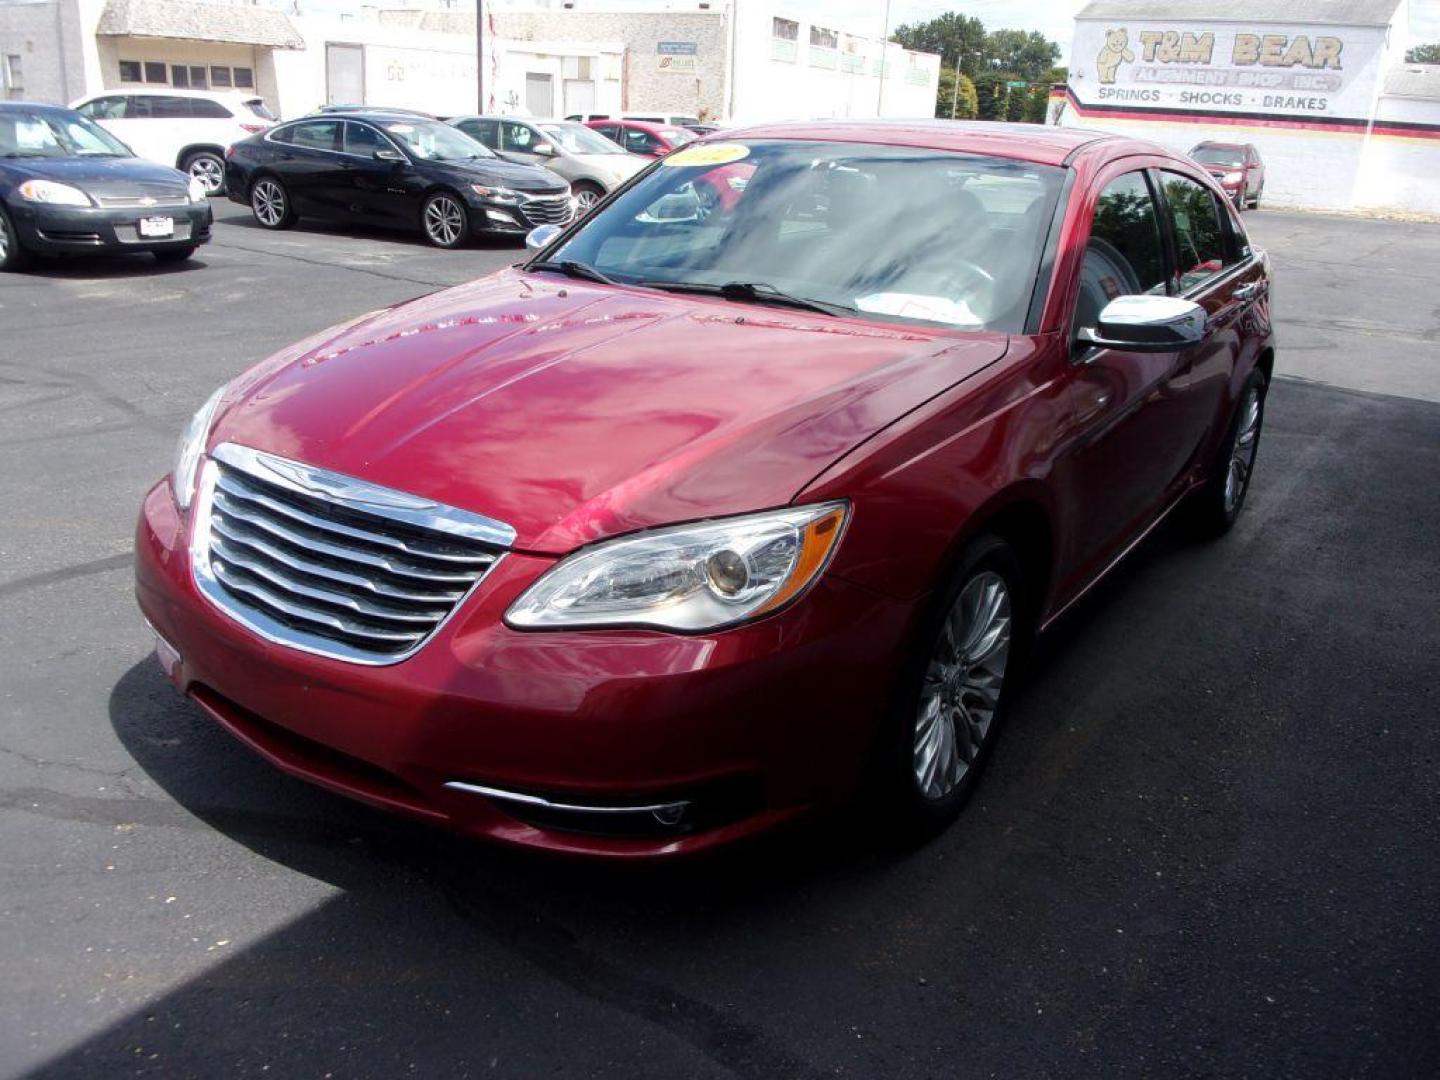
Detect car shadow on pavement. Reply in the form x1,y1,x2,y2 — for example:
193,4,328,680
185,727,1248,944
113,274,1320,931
218,211,527,252
20,254,209,279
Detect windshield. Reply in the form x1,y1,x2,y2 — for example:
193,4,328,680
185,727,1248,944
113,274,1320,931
0,110,131,158
1193,147,1244,167
539,140,1063,332
244,99,277,121
378,119,493,161
540,123,627,156
659,128,696,146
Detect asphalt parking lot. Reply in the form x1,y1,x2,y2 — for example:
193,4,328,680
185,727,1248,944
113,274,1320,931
2,201,1437,1079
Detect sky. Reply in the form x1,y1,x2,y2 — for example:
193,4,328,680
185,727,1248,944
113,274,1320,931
821,0,1440,60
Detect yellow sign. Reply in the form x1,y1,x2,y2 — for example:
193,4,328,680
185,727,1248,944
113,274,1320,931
662,143,751,167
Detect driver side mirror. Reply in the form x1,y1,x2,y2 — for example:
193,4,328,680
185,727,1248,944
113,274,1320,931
374,148,406,164
1076,295,1208,355
534,142,556,157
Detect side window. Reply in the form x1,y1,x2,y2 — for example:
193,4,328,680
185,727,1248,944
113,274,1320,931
459,118,499,148
593,123,618,141
1161,172,1229,292
1074,171,1168,334
290,120,340,151
78,97,125,119
148,96,194,119
269,124,293,144
625,128,660,154
501,121,534,152
344,121,388,156
189,98,231,119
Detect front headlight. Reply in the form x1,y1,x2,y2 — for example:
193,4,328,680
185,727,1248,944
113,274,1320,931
471,184,519,203
188,176,209,203
17,179,91,206
506,502,848,632
1223,171,1243,184
172,386,227,511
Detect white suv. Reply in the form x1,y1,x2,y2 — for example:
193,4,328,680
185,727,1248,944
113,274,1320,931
70,89,276,195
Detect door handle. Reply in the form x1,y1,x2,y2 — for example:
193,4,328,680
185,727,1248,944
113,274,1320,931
1234,282,1262,301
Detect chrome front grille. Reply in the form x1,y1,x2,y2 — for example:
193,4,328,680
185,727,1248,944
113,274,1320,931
519,194,573,227
193,443,513,665
98,195,189,208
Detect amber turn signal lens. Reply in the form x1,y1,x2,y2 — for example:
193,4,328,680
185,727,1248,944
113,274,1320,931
752,505,848,617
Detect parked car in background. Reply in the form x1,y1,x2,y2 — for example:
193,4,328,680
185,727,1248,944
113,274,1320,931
311,105,439,119
585,118,696,159
683,122,725,136
1189,141,1264,209
449,116,645,211
223,111,571,247
0,103,211,271
137,121,1273,858
71,88,274,196
567,112,703,128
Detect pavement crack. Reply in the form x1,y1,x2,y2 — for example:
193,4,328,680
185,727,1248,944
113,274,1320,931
0,552,133,601
213,238,455,289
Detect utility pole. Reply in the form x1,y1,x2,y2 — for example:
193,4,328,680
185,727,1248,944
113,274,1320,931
475,0,484,112
876,0,891,115
950,53,961,118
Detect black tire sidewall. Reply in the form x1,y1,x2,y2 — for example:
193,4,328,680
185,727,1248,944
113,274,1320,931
1197,367,1268,533
0,205,30,271
876,533,1027,842
183,152,225,195
422,192,468,248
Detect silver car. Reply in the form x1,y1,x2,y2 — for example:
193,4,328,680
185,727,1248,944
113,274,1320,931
449,116,645,212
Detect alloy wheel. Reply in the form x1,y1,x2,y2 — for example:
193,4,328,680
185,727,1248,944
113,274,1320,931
253,180,285,226
913,571,1012,801
0,213,9,261
424,196,464,247
1224,386,1262,513
575,188,601,211
189,156,224,195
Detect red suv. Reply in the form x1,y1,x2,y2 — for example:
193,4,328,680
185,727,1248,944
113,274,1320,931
135,123,1273,857
585,118,694,158
1190,141,1264,210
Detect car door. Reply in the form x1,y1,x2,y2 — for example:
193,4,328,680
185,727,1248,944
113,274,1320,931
622,125,665,158
1058,167,1209,582
1155,169,1266,475
275,119,344,216
340,120,414,224
1246,146,1264,199
498,120,545,167
455,117,500,154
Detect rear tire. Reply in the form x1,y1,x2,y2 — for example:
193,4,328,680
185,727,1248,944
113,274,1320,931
875,534,1026,845
153,245,197,264
0,206,31,272
1192,368,1268,536
182,151,226,197
250,176,296,230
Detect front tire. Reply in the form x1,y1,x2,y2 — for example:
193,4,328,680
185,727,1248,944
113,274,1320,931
572,181,604,215
250,176,296,230
876,534,1025,843
182,151,226,197
0,206,32,272
421,192,468,248
1193,368,1267,535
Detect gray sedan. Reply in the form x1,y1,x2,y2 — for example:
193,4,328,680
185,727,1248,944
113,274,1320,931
449,116,645,211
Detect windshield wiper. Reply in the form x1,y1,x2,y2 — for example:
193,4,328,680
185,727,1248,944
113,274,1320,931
638,280,852,318
2,151,50,159
531,260,619,286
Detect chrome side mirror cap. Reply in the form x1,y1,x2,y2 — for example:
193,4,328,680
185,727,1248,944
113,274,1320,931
1077,295,1208,354
525,223,563,250
374,148,407,164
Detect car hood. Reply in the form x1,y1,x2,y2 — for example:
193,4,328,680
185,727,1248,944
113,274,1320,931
2,155,188,199
573,153,643,179
427,157,568,193
209,270,1008,554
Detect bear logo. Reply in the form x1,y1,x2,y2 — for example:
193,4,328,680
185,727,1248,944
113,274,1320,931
1096,28,1134,85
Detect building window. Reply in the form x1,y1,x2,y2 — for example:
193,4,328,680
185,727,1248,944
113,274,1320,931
118,60,143,82
210,65,231,88
810,26,837,49
144,61,167,83
233,67,254,89
189,65,207,89
772,17,798,41
1,54,21,99
171,64,189,87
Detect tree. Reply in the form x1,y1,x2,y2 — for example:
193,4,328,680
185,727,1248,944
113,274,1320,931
935,69,978,119
974,73,1008,121
1406,42,1440,63
984,29,1061,82
1005,85,1029,122
1024,82,1051,124
892,13,987,75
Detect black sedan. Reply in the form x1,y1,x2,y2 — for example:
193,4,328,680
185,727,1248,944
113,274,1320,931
1,102,212,272
224,112,574,248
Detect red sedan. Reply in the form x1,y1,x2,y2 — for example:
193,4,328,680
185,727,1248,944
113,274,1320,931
135,122,1273,857
584,117,694,158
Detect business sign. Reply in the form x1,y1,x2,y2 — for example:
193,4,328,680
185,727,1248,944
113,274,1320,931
658,41,698,74
1070,20,1386,120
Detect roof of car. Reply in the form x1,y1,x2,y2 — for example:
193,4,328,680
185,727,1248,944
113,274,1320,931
0,101,77,114
76,87,262,102
587,118,680,133
703,119,1139,167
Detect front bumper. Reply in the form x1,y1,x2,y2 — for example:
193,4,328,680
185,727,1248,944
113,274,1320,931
8,200,212,255
468,194,575,236
135,479,913,856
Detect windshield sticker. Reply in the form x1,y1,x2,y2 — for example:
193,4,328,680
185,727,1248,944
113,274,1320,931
662,143,751,167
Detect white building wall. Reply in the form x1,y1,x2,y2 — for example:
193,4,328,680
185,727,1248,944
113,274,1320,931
0,0,98,104
1354,93,1440,214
